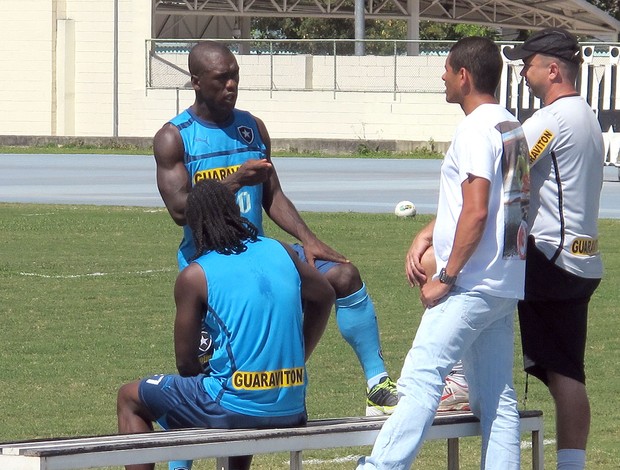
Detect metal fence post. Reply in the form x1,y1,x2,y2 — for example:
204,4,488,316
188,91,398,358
270,42,274,99
333,40,337,99
393,41,398,100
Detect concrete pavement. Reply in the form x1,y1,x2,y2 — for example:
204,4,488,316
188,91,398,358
0,154,618,218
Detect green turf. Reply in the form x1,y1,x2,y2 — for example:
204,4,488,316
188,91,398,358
1,205,618,469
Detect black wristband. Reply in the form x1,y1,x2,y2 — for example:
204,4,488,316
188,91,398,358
438,267,457,286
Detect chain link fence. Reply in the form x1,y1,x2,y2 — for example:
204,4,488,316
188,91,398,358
146,39,620,138
147,39,455,93
147,39,619,96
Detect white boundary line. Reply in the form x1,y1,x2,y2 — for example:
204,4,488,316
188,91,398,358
19,268,173,279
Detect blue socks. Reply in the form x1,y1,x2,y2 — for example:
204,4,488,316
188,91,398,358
335,283,387,385
169,461,192,470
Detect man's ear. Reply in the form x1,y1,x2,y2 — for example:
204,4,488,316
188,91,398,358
191,74,200,91
459,67,472,92
548,62,560,81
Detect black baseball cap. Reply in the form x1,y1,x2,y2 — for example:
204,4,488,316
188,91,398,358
503,28,583,64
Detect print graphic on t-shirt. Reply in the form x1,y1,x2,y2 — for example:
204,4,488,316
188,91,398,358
497,121,530,260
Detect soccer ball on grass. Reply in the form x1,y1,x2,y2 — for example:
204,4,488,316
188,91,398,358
394,200,416,218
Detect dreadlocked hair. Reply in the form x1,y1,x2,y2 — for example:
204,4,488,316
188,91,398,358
186,179,259,259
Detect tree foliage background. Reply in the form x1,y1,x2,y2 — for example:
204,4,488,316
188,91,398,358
590,0,619,20
251,0,619,41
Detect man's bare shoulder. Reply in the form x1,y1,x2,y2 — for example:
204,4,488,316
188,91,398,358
154,122,181,144
175,262,207,300
154,122,184,164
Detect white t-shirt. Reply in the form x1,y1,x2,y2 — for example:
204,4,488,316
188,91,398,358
522,96,603,279
433,103,529,299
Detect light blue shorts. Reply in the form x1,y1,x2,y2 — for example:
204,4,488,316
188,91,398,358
290,243,338,274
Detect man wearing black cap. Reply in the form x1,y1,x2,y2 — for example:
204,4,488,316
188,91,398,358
504,28,604,470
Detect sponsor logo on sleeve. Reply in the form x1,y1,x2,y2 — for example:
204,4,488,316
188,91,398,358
529,129,554,165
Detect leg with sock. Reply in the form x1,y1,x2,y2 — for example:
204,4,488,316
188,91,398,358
169,461,191,470
548,371,590,470
325,263,398,415
557,449,586,470
335,283,387,382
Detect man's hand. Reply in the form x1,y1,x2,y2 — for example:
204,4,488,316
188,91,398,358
405,220,435,288
227,159,272,190
301,237,349,268
405,239,434,288
419,279,451,310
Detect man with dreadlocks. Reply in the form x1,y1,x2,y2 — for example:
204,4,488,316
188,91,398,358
117,180,335,470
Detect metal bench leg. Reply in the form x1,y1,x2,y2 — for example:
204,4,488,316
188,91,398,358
447,437,459,470
532,425,544,470
216,457,228,470
290,450,303,470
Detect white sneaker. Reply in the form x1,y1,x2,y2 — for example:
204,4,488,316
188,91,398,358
438,375,470,412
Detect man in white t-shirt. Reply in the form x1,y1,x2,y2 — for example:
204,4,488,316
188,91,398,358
357,36,529,470
504,28,603,470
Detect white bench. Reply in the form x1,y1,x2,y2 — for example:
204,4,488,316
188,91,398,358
0,410,543,470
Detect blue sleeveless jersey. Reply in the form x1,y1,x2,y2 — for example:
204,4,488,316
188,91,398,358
194,237,306,417
169,108,268,269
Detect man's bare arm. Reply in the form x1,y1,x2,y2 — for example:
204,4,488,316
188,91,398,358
420,175,489,307
154,124,191,226
173,263,207,376
258,117,348,266
281,243,335,361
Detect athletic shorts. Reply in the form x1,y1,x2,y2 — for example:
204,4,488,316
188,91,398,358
138,374,307,430
290,243,338,274
517,238,600,385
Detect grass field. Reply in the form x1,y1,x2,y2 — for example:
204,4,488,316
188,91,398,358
1,204,618,469
0,144,444,160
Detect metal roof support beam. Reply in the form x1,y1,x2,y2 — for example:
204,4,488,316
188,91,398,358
407,0,420,55
355,0,366,55
153,0,620,40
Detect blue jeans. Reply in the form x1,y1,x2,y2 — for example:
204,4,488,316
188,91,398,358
357,287,520,470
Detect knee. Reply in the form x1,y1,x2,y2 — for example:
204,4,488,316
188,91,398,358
117,381,141,414
117,383,132,412
325,262,363,297
548,372,588,404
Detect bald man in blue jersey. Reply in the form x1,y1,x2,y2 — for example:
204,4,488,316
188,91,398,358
154,38,397,415
154,41,399,470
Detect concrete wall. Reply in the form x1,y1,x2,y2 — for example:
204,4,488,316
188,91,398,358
0,0,160,138
66,0,154,137
0,1,54,135
0,1,617,151
144,50,459,144
233,89,459,143
0,0,461,147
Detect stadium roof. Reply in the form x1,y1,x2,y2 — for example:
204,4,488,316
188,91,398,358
154,0,620,41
